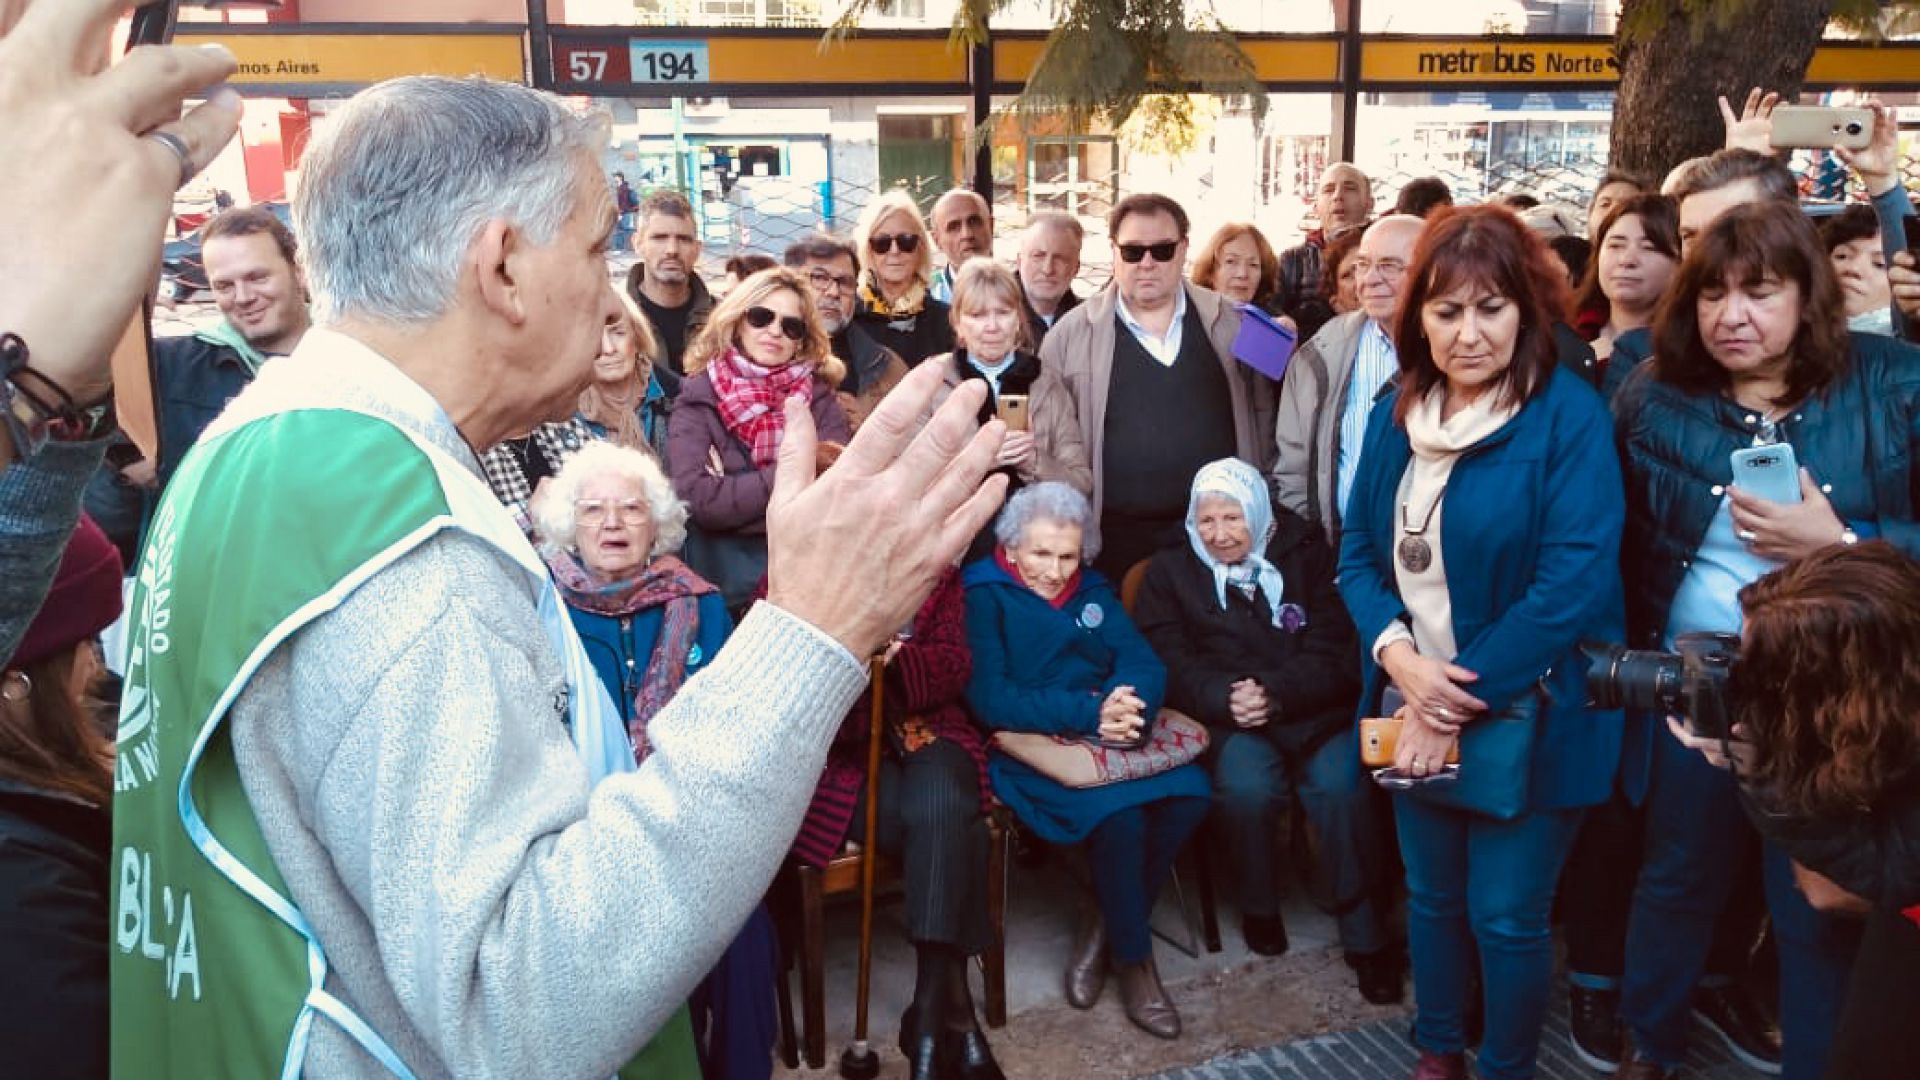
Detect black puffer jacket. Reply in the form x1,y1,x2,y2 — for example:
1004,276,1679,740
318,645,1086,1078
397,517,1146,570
1612,332,1920,648
0,778,109,1079
1133,505,1360,758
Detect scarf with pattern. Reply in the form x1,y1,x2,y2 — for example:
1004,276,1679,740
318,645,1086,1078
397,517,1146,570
706,347,818,468
857,271,930,320
548,550,715,763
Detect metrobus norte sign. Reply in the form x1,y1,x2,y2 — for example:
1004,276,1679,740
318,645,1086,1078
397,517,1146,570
1363,39,1619,84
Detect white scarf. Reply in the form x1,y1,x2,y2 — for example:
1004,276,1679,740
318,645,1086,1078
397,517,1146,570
1185,458,1287,625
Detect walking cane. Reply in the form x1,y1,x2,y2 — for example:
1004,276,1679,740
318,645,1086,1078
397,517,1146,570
838,653,885,1080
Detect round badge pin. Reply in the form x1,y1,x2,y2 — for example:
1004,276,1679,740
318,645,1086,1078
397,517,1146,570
1080,602,1105,629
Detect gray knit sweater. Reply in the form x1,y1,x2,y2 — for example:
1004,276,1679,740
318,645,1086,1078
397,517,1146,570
0,438,110,666
224,334,866,1077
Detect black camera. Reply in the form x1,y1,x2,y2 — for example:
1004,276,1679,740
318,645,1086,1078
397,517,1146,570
1582,632,1740,738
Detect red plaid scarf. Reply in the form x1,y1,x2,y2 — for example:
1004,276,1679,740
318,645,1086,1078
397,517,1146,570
706,347,818,468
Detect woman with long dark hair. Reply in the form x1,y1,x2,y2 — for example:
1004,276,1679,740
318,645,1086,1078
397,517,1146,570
1337,205,1626,1080
1611,199,1920,1080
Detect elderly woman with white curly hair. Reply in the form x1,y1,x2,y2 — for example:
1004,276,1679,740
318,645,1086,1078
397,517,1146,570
535,440,781,1079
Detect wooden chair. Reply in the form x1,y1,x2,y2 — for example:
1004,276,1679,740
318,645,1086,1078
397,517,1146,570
774,661,1010,1071
1118,558,1224,955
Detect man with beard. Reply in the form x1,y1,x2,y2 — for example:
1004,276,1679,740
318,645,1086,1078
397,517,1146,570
625,189,713,376
785,235,908,426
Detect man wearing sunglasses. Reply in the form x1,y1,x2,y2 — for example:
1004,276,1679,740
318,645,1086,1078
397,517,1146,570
929,188,994,304
1272,214,1425,546
1036,193,1279,579
783,235,906,407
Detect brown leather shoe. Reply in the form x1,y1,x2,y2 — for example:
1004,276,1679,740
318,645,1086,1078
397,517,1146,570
1115,957,1181,1039
1064,917,1107,1009
1613,1047,1675,1080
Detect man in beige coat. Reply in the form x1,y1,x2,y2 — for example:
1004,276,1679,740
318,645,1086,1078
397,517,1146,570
1035,193,1278,577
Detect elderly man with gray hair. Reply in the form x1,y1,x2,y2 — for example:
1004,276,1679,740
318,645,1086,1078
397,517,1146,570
1018,211,1084,346
109,76,1006,1079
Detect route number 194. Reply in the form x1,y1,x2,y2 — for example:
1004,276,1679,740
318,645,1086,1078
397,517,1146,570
631,41,709,83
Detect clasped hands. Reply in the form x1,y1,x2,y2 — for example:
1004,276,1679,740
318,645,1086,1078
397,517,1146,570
1097,685,1148,745
1379,640,1486,779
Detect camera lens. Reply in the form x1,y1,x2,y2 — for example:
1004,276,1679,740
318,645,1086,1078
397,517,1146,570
1581,641,1685,713
1847,122,1864,135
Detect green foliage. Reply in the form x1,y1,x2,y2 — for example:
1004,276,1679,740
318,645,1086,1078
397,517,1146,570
1618,0,1917,41
829,0,1265,143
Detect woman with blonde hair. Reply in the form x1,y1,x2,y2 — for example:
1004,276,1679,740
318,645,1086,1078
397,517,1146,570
666,266,850,609
853,189,956,366
925,258,1090,559
578,290,675,460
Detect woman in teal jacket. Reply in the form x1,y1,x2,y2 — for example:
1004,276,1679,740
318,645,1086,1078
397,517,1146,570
964,482,1209,1041
1337,207,1625,1080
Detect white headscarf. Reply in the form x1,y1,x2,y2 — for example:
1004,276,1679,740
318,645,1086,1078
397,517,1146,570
1185,457,1287,624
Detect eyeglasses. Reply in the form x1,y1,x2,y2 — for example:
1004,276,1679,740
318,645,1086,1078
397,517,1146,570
806,267,858,293
1351,256,1408,280
1116,241,1180,264
745,305,808,341
576,498,649,526
869,232,921,255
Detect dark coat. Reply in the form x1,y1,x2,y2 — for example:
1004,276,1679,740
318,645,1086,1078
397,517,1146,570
1338,367,1627,812
1612,332,1920,650
0,778,109,1079
792,568,991,867
1133,506,1360,758
832,322,907,398
961,558,1210,844
851,298,955,368
664,368,851,535
153,333,256,489
625,265,715,377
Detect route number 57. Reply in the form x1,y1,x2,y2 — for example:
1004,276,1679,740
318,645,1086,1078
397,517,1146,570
568,50,609,82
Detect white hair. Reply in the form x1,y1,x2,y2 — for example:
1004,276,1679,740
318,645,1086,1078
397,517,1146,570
532,441,688,560
994,481,1102,561
294,76,610,325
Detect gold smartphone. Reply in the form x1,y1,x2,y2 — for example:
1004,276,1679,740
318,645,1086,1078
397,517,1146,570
1769,106,1873,151
1360,715,1462,768
995,394,1031,432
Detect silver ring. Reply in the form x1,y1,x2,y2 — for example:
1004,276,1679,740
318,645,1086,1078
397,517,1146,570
1737,528,1758,543
144,129,196,189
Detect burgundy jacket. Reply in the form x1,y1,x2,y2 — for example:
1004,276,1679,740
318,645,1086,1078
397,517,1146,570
789,568,992,867
665,367,851,534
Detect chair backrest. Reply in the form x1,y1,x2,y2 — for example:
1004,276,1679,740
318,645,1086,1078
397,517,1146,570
1119,557,1152,615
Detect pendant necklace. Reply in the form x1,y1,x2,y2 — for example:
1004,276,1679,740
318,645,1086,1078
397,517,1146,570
1398,484,1446,573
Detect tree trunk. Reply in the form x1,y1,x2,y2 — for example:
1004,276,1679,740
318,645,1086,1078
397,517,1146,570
1611,0,1833,186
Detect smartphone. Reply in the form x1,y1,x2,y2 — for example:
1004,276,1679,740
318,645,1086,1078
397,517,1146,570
1902,214,1920,258
1770,106,1874,151
995,394,1031,433
1372,765,1461,790
1360,716,1461,768
1730,442,1802,504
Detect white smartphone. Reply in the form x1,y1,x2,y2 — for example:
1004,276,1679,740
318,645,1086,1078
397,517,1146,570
1730,443,1802,504
1770,106,1873,151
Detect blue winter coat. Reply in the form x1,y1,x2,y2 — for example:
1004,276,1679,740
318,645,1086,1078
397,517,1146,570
568,592,733,723
962,558,1210,843
1337,367,1627,812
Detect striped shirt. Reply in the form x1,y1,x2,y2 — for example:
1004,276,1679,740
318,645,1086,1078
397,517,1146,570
1336,317,1400,518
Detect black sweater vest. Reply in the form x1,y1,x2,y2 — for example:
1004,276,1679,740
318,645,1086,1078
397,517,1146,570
1101,302,1238,519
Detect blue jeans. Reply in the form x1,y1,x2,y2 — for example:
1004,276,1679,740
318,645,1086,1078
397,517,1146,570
1762,843,1862,1080
1086,795,1211,964
1621,723,1862,1078
1395,796,1583,1080
1212,727,1389,954
1620,723,1762,1066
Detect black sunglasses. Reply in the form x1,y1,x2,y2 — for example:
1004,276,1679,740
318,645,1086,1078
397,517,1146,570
745,306,807,341
1117,240,1181,264
869,232,922,255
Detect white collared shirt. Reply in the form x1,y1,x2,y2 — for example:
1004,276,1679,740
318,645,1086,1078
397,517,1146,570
1115,287,1189,368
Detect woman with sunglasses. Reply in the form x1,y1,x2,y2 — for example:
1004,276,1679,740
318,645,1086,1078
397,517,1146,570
853,190,957,367
667,266,850,611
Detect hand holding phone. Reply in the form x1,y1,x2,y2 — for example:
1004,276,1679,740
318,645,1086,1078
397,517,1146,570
995,394,1031,432
1769,106,1874,151
1729,443,1802,505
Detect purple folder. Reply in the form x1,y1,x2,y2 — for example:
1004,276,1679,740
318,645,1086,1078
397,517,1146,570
1232,302,1297,381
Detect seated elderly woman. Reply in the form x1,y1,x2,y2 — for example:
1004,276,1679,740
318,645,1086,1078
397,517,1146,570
533,441,774,1080
963,482,1211,1041
1133,457,1402,1004
789,563,1001,1080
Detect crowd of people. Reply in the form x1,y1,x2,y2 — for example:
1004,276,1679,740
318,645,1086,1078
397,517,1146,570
3,3,1920,1079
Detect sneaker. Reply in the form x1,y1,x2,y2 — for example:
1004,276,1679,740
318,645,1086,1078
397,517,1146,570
1691,983,1782,1074
1567,984,1624,1071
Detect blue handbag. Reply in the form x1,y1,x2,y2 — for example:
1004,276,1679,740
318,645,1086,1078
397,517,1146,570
1384,682,1543,820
